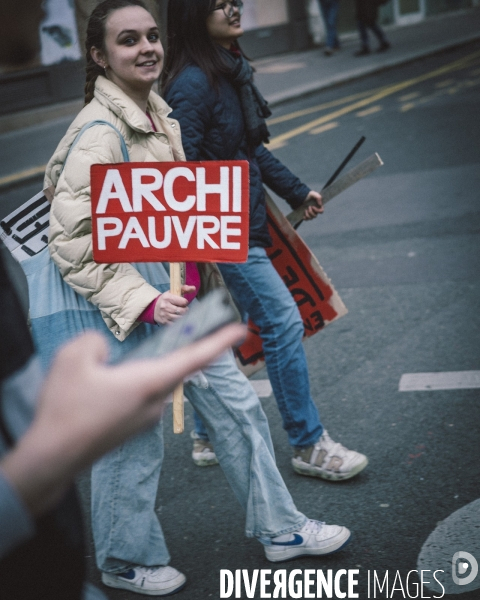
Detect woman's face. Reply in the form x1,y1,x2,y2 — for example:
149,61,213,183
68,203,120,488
206,1,244,49
93,6,163,97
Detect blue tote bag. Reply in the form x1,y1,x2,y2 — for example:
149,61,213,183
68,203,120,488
17,120,171,370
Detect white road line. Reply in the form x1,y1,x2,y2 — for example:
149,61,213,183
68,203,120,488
399,371,480,392
251,379,273,398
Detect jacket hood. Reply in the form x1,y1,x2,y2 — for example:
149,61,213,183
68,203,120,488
94,75,172,134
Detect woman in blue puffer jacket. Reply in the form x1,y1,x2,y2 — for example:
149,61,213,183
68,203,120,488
162,0,368,482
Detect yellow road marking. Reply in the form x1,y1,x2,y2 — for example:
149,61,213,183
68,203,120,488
270,140,288,149
435,78,455,88
399,92,421,102
267,86,389,125
0,164,46,188
356,105,382,117
465,77,480,87
368,71,478,115
309,121,339,135
256,61,306,75
269,49,480,150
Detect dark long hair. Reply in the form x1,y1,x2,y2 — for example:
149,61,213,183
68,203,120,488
84,0,152,104
161,0,242,92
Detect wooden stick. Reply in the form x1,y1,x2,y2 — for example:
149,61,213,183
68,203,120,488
287,153,384,229
170,262,184,434
293,136,366,230
322,136,366,191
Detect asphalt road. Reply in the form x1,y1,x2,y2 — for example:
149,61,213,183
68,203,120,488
1,41,479,599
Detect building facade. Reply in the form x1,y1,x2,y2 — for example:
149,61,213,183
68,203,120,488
0,0,478,118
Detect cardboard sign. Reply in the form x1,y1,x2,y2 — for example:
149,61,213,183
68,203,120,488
91,161,250,263
235,194,347,376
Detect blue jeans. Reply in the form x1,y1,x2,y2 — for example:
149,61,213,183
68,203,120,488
91,347,307,573
214,247,324,448
318,0,340,50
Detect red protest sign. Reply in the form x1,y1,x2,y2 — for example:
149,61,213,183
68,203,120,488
91,161,249,263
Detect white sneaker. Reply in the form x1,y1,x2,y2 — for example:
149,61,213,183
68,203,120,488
264,520,351,562
101,565,186,596
191,430,219,466
292,430,368,481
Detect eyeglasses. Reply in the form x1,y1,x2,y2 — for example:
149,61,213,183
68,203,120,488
210,0,244,19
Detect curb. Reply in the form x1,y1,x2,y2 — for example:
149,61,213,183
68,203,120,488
266,33,480,107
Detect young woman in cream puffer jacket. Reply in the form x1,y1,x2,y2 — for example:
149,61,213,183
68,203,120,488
35,3,340,594
45,75,186,341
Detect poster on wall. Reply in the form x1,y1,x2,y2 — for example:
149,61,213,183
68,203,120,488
39,0,81,66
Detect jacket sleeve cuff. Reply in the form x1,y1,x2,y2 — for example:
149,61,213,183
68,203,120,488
0,469,35,558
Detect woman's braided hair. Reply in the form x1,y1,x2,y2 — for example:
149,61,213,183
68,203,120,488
84,0,149,104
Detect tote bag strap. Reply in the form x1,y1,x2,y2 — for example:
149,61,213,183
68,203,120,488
61,119,131,171
43,119,131,203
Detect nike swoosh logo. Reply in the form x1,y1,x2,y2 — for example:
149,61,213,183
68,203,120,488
271,534,304,546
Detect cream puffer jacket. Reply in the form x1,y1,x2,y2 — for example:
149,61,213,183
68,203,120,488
45,76,186,341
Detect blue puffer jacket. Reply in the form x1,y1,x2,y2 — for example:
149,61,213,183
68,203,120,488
164,64,311,248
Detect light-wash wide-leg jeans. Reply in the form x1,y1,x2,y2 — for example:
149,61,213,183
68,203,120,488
91,348,307,573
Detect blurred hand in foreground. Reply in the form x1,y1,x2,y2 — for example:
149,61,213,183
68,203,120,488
1,324,245,516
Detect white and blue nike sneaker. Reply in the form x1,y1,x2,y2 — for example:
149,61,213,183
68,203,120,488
263,519,351,562
101,565,186,596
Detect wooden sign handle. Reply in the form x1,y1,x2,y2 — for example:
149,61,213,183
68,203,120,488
170,262,184,434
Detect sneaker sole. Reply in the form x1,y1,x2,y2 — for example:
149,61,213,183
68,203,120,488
265,530,352,563
101,572,186,596
291,457,368,481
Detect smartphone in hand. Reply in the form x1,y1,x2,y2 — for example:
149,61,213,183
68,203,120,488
121,288,238,362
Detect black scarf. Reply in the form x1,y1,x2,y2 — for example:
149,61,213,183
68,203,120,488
218,46,272,148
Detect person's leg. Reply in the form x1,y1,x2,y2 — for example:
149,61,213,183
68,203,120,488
362,2,389,50
191,410,219,466
356,18,370,52
370,21,390,49
219,247,323,449
184,352,352,560
318,0,332,50
91,422,186,594
193,410,209,439
318,0,337,53
91,420,170,572
331,0,341,49
219,248,368,481
184,349,307,538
